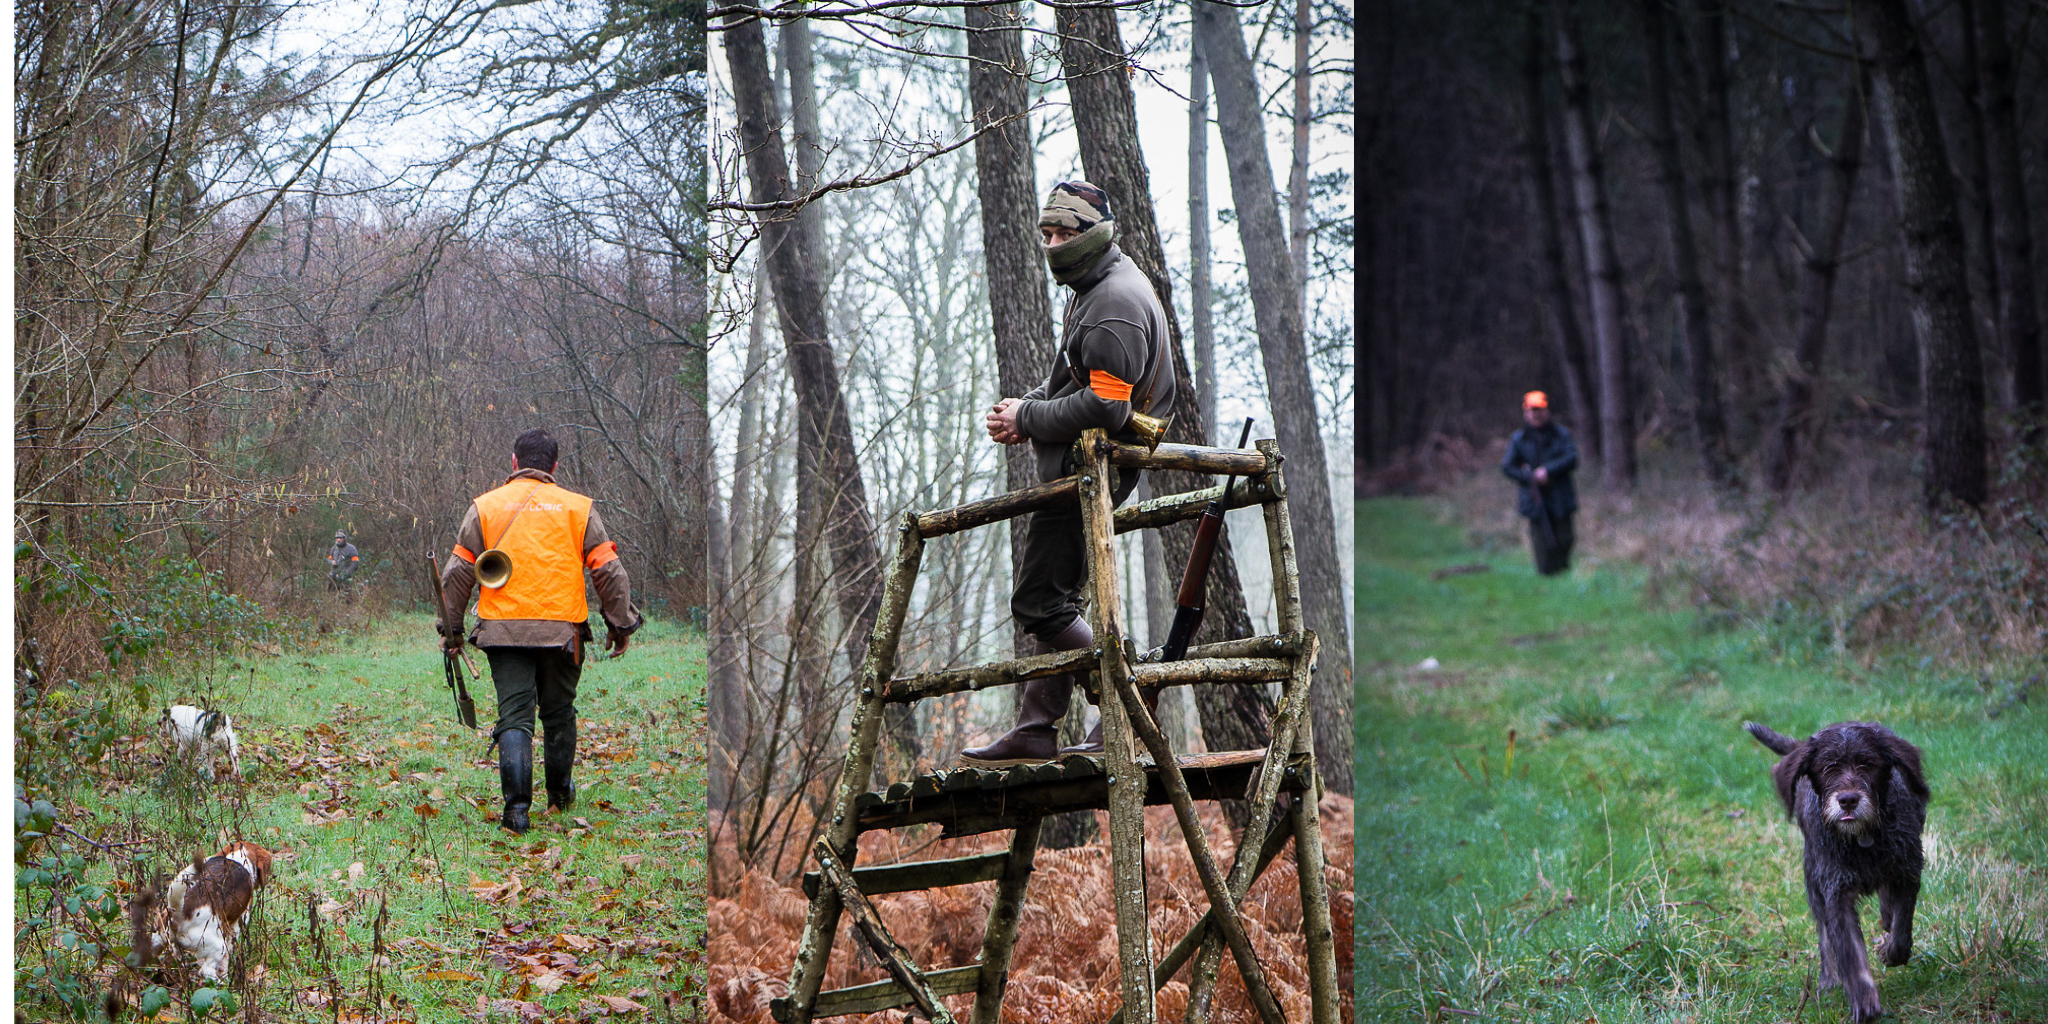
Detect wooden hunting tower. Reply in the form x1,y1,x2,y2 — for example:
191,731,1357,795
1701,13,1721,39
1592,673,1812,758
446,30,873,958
773,428,1338,1024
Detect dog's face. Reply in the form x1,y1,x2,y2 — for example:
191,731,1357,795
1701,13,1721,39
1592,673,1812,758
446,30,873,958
1772,722,1928,840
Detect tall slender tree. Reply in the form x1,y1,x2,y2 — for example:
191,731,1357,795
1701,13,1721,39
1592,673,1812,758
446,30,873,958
1193,0,1353,795
1518,5,1596,450
1553,0,1636,488
722,4,913,763
1767,67,1867,492
1056,6,1274,766
1863,0,1989,507
1641,0,1733,490
1290,0,1313,317
966,0,1055,613
1975,0,2042,412
1191,29,1218,443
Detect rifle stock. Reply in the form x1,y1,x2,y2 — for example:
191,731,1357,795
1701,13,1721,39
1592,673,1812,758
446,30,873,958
1158,419,1255,663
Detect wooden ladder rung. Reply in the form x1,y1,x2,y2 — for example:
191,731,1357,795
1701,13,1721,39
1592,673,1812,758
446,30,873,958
885,647,1095,703
772,965,982,1021
886,632,1311,704
801,850,1011,899
1130,656,1294,687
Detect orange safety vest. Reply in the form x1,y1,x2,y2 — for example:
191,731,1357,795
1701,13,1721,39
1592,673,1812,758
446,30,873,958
466,480,596,623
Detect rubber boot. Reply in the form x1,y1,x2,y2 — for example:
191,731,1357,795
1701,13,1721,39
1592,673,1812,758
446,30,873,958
1061,686,1161,757
498,730,533,834
958,618,1094,767
543,723,576,812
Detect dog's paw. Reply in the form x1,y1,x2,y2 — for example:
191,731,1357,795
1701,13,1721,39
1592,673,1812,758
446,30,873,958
1876,933,1912,967
1850,992,1883,1022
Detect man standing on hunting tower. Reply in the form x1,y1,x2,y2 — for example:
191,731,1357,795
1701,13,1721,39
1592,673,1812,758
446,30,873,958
1502,391,1579,576
439,428,643,833
959,181,1177,767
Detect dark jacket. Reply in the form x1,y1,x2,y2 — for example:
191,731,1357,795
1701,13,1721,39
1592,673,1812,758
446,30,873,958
1016,244,1177,481
1502,424,1579,519
327,542,360,579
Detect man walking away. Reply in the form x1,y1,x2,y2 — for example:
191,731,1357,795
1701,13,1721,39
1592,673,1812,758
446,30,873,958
438,428,643,833
1502,391,1579,575
959,181,1177,767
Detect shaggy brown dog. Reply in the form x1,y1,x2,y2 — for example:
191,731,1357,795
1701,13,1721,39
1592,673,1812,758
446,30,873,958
1747,721,1927,1022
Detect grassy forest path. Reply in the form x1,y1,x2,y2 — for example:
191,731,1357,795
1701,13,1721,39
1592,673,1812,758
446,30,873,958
1352,498,2047,1023
16,613,707,1023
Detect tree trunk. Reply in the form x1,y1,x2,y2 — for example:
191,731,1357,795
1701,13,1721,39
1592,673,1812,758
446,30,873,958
1767,68,1867,492
1953,0,2004,400
966,0,1054,662
1864,0,1989,508
1190,28,1218,444
1553,0,1636,488
708,464,743,814
780,2,828,252
1519,5,1596,452
723,4,914,766
1640,0,1733,490
1289,0,1311,319
1690,0,1761,438
1193,0,1352,796
1976,0,2042,412
1057,5,1274,794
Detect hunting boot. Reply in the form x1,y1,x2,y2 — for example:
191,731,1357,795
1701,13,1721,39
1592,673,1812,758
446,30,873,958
1060,685,1161,757
957,617,1094,768
543,723,576,812
498,730,533,834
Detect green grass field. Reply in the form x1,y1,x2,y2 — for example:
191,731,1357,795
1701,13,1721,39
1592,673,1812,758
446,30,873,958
16,613,707,1022
1353,498,2048,1023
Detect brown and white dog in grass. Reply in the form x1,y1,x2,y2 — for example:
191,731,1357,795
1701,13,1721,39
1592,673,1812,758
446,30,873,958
157,842,272,981
162,705,241,779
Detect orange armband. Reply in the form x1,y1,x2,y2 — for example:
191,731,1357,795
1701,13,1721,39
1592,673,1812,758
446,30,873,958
1088,369,1134,403
585,541,619,570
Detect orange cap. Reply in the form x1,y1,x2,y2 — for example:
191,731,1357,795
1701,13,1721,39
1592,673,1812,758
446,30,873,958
1523,391,1549,409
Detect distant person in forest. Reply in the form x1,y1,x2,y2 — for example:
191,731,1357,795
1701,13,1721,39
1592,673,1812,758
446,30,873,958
438,428,643,833
1502,391,1579,575
326,530,360,594
959,180,1177,767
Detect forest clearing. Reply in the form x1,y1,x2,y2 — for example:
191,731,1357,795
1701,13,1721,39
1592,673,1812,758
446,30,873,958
1353,481,2048,1023
15,613,708,1022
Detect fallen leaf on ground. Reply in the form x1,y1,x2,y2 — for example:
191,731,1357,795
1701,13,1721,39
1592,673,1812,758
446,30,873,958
415,970,482,982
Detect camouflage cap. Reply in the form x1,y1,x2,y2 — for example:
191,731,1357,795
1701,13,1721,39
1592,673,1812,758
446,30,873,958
1040,181,1114,231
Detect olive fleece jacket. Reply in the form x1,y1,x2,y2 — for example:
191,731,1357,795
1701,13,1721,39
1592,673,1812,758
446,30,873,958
1015,244,1176,482
438,469,642,652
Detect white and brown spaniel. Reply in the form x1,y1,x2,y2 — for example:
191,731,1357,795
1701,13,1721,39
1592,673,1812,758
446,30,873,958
161,705,241,779
158,842,272,981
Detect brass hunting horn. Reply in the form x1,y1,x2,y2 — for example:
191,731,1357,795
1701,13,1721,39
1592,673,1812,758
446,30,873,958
1130,411,1173,451
475,482,543,589
475,548,514,589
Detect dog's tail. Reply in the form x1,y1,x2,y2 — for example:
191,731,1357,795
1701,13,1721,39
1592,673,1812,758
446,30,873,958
1744,721,1800,756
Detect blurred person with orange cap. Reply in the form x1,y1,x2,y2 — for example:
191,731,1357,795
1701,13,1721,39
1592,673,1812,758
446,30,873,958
1502,390,1579,575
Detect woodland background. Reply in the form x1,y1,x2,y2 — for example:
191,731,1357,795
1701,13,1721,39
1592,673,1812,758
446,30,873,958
15,1,709,1018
